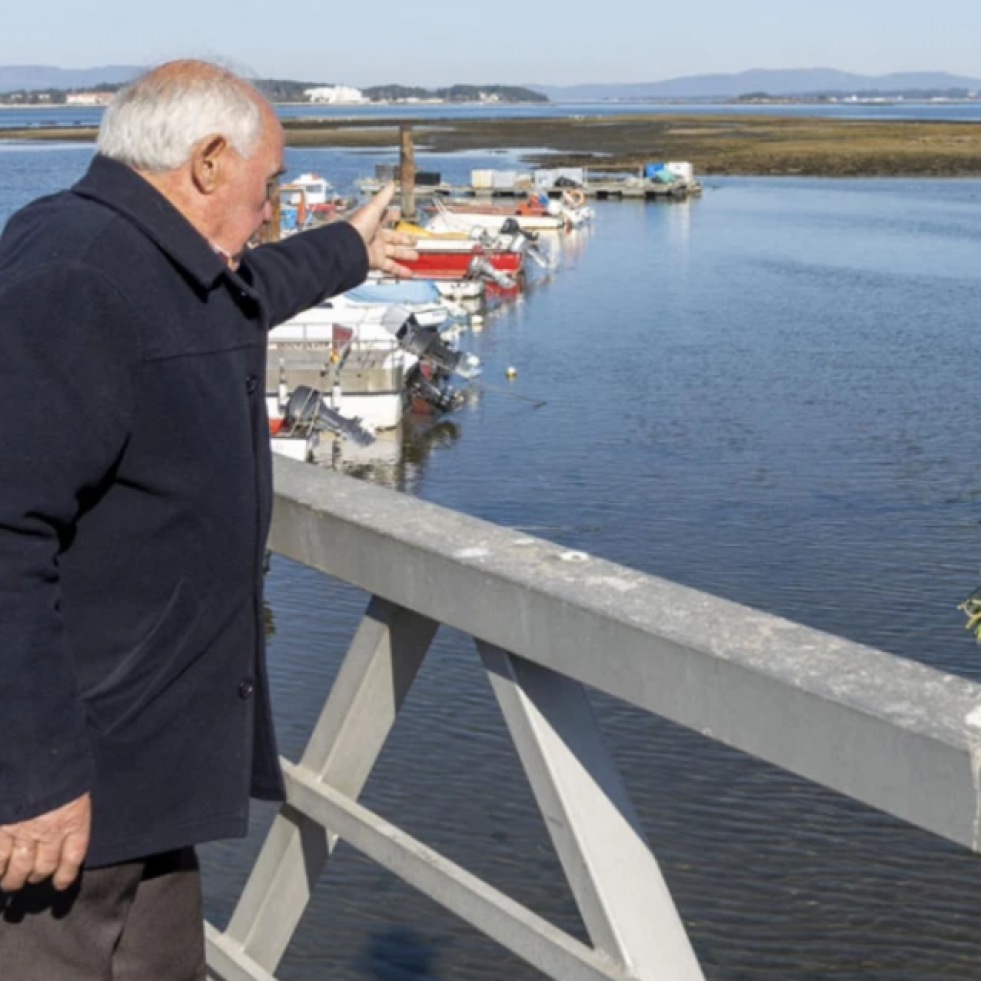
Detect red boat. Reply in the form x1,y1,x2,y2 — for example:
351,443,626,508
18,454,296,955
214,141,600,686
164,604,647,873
399,247,522,280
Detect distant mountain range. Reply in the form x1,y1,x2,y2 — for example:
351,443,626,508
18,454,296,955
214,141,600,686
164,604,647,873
0,65,143,92
530,69,981,100
4,65,981,101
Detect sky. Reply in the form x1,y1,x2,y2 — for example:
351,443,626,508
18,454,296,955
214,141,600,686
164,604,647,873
2,0,981,88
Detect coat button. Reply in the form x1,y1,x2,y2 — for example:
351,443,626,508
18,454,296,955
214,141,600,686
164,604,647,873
238,678,255,699
245,373,259,395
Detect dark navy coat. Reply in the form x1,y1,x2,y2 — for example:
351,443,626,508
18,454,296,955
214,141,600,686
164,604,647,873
0,154,368,866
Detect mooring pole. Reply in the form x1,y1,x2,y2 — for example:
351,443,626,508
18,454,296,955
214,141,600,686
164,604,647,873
260,186,281,244
399,124,416,222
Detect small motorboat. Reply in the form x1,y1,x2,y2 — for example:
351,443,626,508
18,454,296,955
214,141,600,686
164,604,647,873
338,281,462,328
394,220,529,254
427,191,593,232
278,172,352,234
366,272,486,301
268,303,480,437
426,206,565,235
397,247,523,279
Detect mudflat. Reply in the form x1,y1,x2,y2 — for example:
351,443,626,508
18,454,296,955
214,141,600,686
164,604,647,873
6,113,981,177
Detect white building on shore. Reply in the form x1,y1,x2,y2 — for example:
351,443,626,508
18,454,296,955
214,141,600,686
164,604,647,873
304,85,368,105
66,91,114,106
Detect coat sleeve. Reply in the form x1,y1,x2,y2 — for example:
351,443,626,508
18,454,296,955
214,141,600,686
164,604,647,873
241,222,369,327
0,263,136,824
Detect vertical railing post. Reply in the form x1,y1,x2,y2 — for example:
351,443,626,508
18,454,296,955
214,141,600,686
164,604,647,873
478,641,706,981
222,598,438,973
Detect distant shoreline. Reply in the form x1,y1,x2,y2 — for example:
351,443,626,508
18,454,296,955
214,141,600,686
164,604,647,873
4,113,981,178
0,103,81,110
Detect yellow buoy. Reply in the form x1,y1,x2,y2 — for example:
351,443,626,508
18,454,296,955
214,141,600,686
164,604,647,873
506,367,517,379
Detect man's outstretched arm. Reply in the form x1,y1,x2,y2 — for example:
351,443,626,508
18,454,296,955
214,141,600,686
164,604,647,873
243,183,418,327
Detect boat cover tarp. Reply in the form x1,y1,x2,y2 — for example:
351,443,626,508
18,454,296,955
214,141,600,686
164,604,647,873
346,280,442,305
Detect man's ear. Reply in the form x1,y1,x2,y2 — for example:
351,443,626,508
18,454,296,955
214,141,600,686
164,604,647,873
190,135,229,195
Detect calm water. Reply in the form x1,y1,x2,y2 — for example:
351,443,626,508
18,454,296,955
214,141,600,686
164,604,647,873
5,100,981,129
3,143,981,979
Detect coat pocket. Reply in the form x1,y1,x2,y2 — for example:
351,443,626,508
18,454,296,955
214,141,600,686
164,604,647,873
84,578,204,738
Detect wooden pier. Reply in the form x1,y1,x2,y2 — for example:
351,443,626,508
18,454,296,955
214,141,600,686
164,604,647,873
360,122,703,205
359,176,703,202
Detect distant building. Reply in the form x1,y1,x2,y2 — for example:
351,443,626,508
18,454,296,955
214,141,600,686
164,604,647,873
66,91,114,106
304,85,367,105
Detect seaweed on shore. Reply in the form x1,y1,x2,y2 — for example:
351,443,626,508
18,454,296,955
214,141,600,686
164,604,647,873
6,114,981,178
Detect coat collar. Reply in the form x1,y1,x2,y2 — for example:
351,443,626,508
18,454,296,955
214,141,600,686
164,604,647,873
72,154,227,291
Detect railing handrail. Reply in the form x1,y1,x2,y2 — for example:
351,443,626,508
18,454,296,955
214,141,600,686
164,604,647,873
206,458,981,981
269,457,981,852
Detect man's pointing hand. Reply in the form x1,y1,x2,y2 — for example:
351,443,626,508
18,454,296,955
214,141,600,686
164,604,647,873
347,183,418,278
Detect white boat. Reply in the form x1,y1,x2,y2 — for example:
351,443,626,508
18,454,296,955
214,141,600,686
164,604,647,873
426,209,565,235
557,199,595,228
433,279,485,300
394,220,530,254
278,172,352,234
268,303,480,435
339,281,462,327
268,306,408,431
428,191,594,233
269,417,318,462
281,172,337,207
366,272,485,301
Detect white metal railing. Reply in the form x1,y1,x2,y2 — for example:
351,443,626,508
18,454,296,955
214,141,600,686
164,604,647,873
205,458,981,981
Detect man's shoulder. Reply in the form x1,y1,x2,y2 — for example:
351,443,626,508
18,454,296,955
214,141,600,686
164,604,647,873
0,188,149,286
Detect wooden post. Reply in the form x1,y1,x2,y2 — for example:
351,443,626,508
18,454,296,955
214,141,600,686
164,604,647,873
260,189,281,244
399,124,416,222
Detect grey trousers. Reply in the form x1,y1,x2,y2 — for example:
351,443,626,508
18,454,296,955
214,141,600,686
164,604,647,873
0,847,205,981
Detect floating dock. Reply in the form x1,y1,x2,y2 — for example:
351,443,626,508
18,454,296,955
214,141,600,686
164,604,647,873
358,125,702,204
358,177,702,202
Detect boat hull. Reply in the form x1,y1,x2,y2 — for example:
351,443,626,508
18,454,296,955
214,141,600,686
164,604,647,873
400,250,522,279
427,212,565,234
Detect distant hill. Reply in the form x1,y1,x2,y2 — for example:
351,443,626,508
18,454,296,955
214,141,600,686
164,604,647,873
0,65,143,93
8,65,976,103
531,69,981,101
364,83,546,104
0,67,546,105
255,79,332,102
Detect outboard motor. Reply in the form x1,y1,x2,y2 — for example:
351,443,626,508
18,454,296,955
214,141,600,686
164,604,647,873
284,386,375,446
497,217,550,267
405,365,466,413
466,255,516,290
499,217,538,242
397,318,481,379
376,307,479,378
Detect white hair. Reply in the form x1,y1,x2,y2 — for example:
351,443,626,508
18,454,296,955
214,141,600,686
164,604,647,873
97,62,265,172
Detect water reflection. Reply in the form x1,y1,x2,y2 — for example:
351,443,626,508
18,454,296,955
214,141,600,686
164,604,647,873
357,926,438,981
318,415,462,494
310,221,596,495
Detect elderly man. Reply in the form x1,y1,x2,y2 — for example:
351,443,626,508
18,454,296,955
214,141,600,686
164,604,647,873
0,60,414,979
